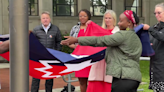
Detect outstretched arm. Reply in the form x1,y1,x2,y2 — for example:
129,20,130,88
61,32,124,47
143,24,164,41
0,40,9,54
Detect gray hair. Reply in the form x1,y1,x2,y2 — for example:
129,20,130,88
155,2,164,11
41,11,50,16
101,10,117,29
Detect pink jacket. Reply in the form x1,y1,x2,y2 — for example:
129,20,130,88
88,26,119,83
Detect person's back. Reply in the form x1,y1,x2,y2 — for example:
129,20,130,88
105,30,142,82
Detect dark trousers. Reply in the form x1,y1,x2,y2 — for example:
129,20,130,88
111,77,140,92
31,78,53,92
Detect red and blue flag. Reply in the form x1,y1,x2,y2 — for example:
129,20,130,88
0,23,154,79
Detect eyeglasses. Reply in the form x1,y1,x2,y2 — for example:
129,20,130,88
154,12,163,15
79,16,87,18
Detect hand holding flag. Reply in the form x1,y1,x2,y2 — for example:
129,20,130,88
143,24,150,30
0,41,3,44
61,36,78,46
0,40,9,54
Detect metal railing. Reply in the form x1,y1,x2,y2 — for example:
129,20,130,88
62,74,78,92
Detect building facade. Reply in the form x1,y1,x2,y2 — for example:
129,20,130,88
0,0,163,34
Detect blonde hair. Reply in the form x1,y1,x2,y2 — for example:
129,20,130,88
101,10,117,29
155,2,164,11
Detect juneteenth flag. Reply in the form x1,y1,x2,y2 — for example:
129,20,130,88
0,32,106,79
29,31,106,79
30,22,111,79
0,23,154,79
0,22,110,79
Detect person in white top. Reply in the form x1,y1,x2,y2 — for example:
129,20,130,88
86,10,119,92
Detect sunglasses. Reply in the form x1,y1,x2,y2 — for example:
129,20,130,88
154,12,163,15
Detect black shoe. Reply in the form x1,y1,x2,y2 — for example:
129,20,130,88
61,86,67,92
61,85,75,92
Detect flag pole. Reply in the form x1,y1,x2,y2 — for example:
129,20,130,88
9,0,29,92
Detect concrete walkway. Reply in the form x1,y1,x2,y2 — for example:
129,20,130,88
33,86,80,92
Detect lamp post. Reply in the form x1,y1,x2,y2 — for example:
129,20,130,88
9,0,29,92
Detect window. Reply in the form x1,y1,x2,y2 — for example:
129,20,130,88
125,0,142,17
90,0,112,16
53,0,78,16
29,0,39,16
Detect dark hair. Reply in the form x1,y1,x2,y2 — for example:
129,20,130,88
78,9,91,20
132,11,139,25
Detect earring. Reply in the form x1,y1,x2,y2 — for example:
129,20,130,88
126,24,130,31
126,27,130,31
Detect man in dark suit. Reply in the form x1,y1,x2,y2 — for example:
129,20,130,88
31,11,62,92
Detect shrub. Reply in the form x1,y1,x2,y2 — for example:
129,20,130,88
61,31,74,54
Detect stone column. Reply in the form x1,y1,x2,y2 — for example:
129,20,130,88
0,0,9,63
125,0,135,8
147,0,163,26
78,0,90,12
73,0,78,16
112,0,124,23
0,0,9,34
0,0,3,35
39,0,53,23
142,0,150,24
